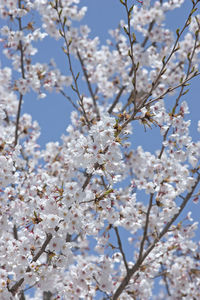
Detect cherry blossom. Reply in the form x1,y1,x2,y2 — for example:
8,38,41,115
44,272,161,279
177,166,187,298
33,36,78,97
0,0,200,299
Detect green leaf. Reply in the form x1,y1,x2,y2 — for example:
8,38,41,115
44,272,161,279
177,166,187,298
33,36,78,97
161,68,166,75
176,28,180,36
128,5,134,18
128,49,132,58
190,66,195,74
162,56,166,64
182,89,189,95
59,29,63,37
58,8,62,17
71,84,77,92
191,8,197,14
132,32,136,42
171,105,177,116
187,52,191,60
68,38,72,46
63,16,67,26
103,189,114,196
123,26,129,35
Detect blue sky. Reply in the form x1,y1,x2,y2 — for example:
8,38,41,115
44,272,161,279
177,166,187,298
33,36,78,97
15,0,199,150
0,1,198,149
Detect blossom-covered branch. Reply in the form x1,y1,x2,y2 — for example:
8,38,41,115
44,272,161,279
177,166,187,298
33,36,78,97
0,0,200,299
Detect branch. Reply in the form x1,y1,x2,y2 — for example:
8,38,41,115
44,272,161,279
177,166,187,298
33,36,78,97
13,224,18,240
10,278,25,297
14,94,23,147
43,291,53,300
14,0,25,146
60,89,80,112
81,147,108,191
117,1,200,133
112,173,200,299
9,233,53,296
108,65,134,115
114,227,129,273
141,20,155,48
77,50,100,119
108,86,126,114
82,172,93,191
19,290,26,300
138,194,154,261
31,232,53,263
147,71,200,107
160,264,171,296
56,8,91,129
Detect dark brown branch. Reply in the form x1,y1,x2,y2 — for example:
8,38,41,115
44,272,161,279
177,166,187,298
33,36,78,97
10,278,25,296
138,194,154,261
19,290,26,300
31,233,53,263
14,94,23,147
43,291,53,300
82,173,93,191
13,224,18,240
114,227,129,273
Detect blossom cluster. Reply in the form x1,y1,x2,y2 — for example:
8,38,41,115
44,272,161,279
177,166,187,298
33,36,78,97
0,0,200,299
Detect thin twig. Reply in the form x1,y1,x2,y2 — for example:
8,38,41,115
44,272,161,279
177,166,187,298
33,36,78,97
108,86,126,114
141,20,155,48
57,9,91,128
77,50,100,119
138,194,154,261
160,264,171,296
114,227,129,273
60,89,80,111
14,0,25,146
